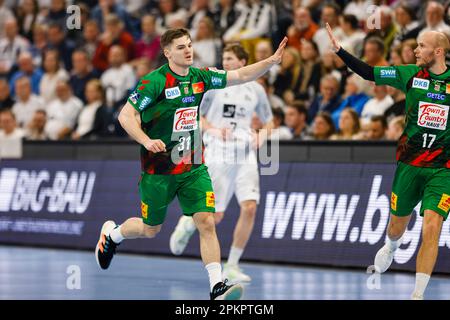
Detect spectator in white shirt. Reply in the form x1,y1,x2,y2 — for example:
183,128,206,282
339,14,365,56
192,17,221,68
39,48,69,103
25,109,48,140
45,80,83,140
313,3,345,56
0,0,14,39
360,84,394,127
0,108,25,158
12,76,44,128
0,18,30,76
418,1,450,38
386,115,405,141
101,45,136,109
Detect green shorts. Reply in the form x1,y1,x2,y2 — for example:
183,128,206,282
138,164,215,226
391,161,450,220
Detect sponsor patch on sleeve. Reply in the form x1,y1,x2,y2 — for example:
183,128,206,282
438,194,450,213
391,192,398,211
206,191,215,208
141,201,149,219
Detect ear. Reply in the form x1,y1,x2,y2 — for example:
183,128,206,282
163,47,170,59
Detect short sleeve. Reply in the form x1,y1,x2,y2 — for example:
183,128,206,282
374,65,420,93
254,82,273,124
197,67,228,92
200,90,217,116
127,77,160,113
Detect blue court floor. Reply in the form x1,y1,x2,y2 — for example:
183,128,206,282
0,245,449,300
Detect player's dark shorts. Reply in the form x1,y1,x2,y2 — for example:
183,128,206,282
391,161,450,220
138,164,215,226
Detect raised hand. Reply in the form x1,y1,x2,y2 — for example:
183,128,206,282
326,22,341,52
269,36,288,64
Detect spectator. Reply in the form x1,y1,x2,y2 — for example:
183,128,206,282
308,74,342,123
366,115,387,140
311,111,335,140
78,20,100,61
393,3,422,47
286,7,319,54
187,0,214,39
297,39,321,101
331,73,371,127
133,15,161,70
363,37,389,66
9,51,43,96
211,0,241,38
134,59,152,81
269,106,293,140
401,39,417,64
46,23,76,71
254,40,279,84
343,0,373,23
0,78,14,111
364,6,397,58
284,102,309,140
28,24,48,67
91,0,137,38
273,47,301,101
384,86,406,122
312,3,345,56
25,109,48,140
390,44,404,66
92,14,135,72
154,0,188,35
386,115,405,141
39,48,69,103
66,3,91,44
0,0,14,39
44,0,67,30
72,79,108,140
0,108,25,158
330,107,363,140
15,0,45,41
339,14,365,57
45,80,83,140
69,49,99,103
12,76,44,127
418,1,450,39
360,84,394,126
192,17,221,68
100,45,136,109
0,18,30,77
256,75,285,110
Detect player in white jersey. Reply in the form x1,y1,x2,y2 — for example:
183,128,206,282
169,43,274,283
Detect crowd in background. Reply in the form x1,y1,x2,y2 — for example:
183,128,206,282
0,0,450,145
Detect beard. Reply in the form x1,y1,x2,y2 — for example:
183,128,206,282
417,55,436,68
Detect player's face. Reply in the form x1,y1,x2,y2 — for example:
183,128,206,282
165,36,194,67
415,36,436,67
222,51,245,71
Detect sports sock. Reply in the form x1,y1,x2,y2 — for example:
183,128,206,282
227,246,244,266
109,225,125,244
205,262,222,291
413,273,430,297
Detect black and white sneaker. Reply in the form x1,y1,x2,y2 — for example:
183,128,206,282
95,220,119,270
210,280,243,300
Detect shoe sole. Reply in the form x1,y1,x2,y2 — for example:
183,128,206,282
95,220,116,270
222,284,244,300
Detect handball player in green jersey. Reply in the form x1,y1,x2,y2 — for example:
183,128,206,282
94,28,288,300
327,23,450,299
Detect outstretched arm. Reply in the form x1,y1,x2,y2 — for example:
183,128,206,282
326,23,375,81
226,37,288,86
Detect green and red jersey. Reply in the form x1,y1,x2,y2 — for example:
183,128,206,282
374,65,450,168
127,63,227,175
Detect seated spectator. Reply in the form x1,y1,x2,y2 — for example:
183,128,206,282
43,0,67,30
187,0,214,39
311,111,335,140
384,86,406,122
0,78,15,111
12,76,44,127
331,74,370,127
92,14,135,72
91,0,137,38
25,109,48,140
386,115,405,141
286,7,319,54
0,109,25,158
0,18,30,77
134,59,152,82
362,37,389,66
28,24,48,67
284,102,309,140
297,39,321,101
45,80,83,140
330,107,363,140
133,15,161,70
312,3,345,56
16,0,45,41
401,39,417,64
389,44,404,66
101,45,136,109
418,1,450,39
9,51,43,96
360,84,394,127
254,40,279,85
192,17,221,68
366,115,387,140
273,47,301,100
269,107,293,140
393,3,422,47
0,0,14,39
78,20,100,61
69,49,99,103
308,74,342,123
46,23,75,71
154,0,188,35
39,48,69,103
364,6,397,57
211,0,241,38
339,14,365,57
343,0,373,23
256,76,285,111
72,79,108,140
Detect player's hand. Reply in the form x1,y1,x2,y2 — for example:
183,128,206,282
269,37,288,65
144,139,166,153
326,22,341,52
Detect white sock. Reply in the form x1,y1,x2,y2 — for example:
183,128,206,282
413,273,430,297
184,216,197,233
227,246,244,266
386,236,401,251
109,225,125,244
205,262,222,291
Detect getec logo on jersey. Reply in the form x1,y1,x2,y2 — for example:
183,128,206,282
380,68,396,78
173,106,198,132
412,77,430,90
417,101,449,130
165,86,181,99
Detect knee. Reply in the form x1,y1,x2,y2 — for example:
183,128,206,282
142,224,161,238
214,212,224,225
195,213,216,234
422,219,442,243
240,201,257,220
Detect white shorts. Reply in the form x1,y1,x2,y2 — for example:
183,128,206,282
205,152,260,213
